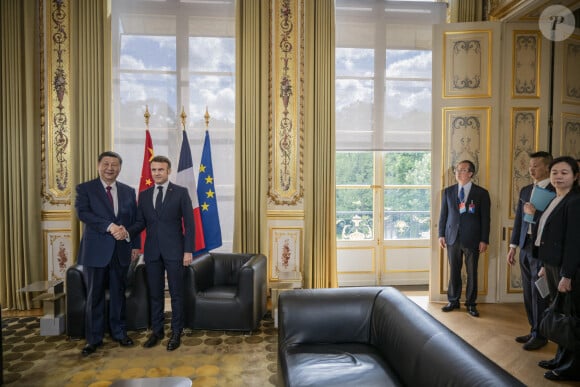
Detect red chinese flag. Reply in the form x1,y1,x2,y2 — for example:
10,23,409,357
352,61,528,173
138,129,154,252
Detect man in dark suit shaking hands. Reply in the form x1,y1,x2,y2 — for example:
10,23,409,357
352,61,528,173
75,151,140,356
438,160,491,317
128,155,194,351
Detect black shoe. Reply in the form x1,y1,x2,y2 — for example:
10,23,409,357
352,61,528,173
442,302,460,312
544,370,580,381
143,334,162,348
538,359,560,370
515,334,531,343
114,336,134,347
167,334,181,351
467,305,479,317
523,337,547,350
81,341,103,356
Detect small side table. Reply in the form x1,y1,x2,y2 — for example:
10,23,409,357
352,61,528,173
19,280,65,335
270,281,302,328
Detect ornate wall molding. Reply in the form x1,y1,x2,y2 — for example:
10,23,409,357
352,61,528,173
561,113,580,158
509,107,539,219
268,0,304,206
41,0,72,205
43,229,72,281
563,35,580,105
512,31,540,98
443,30,492,98
441,107,491,187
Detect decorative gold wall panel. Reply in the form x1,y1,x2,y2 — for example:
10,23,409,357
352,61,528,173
441,107,491,186
443,30,492,98
269,227,303,282
512,31,540,98
42,0,72,204
563,35,580,105
561,113,580,158
268,0,304,205
43,229,72,281
509,107,539,219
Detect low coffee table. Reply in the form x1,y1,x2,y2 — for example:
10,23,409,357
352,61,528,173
110,377,192,387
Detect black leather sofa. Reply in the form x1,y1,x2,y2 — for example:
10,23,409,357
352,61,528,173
183,252,267,332
278,287,525,387
65,260,150,339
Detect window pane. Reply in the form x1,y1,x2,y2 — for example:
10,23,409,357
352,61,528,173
336,188,374,241
336,151,373,185
336,48,374,77
189,37,235,72
121,35,176,71
336,79,374,150
384,188,431,239
189,75,235,122
119,73,177,129
384,80,432,149
384,151,430,185
386,50,431,78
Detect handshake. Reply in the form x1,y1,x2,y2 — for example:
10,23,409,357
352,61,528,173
109,224,130,241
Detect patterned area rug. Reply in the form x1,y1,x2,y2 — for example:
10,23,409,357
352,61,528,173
2,313,277,386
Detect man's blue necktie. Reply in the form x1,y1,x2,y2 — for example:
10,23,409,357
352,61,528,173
459,186,465,202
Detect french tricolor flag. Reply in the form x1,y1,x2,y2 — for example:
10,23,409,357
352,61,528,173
176,129,206,253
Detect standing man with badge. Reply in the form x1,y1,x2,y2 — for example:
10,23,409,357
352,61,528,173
438,160,491,317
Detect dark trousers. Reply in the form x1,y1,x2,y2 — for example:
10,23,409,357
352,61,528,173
84,251,128,344
446,243,479,306
519,237,547,338
146,257,184,336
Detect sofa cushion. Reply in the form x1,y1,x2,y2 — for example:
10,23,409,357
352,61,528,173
280,343,403,387
278,288,380,346
370,287,524,387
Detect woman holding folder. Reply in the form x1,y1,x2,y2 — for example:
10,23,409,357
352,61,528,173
532,156,580,381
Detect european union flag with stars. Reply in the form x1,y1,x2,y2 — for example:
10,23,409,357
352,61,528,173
196,130,222,251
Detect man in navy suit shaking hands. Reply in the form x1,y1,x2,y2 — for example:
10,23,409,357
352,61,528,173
128,155,195,351
75,151,141,356
438,160,491,317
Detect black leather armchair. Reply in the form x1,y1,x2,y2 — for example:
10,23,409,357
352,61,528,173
65,260,150,339
183,252,267,332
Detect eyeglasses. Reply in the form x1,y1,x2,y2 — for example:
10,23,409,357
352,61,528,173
455,169,471,173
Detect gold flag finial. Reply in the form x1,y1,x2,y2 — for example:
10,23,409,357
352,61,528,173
180,106,187,131
204,106,210,129
144,105,151,129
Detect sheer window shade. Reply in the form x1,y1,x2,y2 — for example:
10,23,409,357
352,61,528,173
111,0,235,251
335,0,446,151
